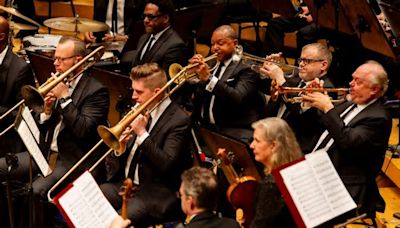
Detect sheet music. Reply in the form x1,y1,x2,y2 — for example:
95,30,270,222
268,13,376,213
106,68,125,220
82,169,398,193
21,106,40,143
57,171,118,228
16,120,52,176
280,150,356,227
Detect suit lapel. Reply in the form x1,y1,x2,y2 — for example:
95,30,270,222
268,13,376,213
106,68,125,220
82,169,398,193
148,102,175,137
219,59,239,82
142,28,173,63
71,73,89,106
1,49,13,104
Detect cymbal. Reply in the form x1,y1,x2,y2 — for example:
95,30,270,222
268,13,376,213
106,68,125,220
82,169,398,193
0,6,41,27
10,21,38,31
44,17,110,33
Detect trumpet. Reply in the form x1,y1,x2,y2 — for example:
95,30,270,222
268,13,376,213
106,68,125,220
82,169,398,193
270,83,350,103
168,53,219,84
236,45,298,76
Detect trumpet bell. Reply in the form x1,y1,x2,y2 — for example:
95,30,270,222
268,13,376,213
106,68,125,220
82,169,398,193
168,63,183,79
97,125,123,151
21,85,44,113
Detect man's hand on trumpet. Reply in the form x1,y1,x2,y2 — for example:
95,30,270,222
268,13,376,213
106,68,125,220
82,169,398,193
189,54,211,82
302,92,334,114
51,81,69,99
260,53,286,86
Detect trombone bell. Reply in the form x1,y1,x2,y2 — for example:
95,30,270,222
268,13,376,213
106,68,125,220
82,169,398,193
97,125,124,151
21,85,45,113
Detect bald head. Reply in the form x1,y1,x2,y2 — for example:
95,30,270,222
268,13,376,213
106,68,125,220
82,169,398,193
0,16,9,47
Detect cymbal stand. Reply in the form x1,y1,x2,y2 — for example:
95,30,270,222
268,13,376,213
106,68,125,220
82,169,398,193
73,14,81,37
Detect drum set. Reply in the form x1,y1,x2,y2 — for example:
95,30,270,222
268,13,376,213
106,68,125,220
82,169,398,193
0,5,110,53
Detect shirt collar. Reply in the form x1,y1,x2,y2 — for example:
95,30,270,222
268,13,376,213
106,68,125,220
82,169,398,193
148,96,171,131
151,26,170,42
0,46,9,65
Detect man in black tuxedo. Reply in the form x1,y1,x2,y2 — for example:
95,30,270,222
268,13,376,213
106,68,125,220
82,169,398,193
303,60,391,220
189,25,265,143
0,16,34,156
125,0,186,75
101,63,191,228
85,0,143,43
0,36,110,227
261,42,335,154
178,167,240,228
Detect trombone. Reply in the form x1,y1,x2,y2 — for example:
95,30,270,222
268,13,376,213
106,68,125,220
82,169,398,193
0,46,105,137
47,54,219,202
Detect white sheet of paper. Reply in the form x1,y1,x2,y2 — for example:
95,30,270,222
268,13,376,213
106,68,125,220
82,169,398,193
280,150,356,227
21,106,40,143
58,171,118,228
16,120,52,176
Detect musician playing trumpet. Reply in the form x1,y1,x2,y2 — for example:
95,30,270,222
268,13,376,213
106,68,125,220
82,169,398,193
260,42,336,154
189,25,265,144
100,63,192,228
0,36,110,227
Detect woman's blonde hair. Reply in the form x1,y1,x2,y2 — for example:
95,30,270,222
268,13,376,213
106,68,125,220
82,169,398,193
252,117,302,173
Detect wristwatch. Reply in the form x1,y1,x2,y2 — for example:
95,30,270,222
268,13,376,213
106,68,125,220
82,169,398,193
59,96,71,104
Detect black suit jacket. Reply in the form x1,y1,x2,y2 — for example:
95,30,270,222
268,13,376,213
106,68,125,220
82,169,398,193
265,73,335,154
184,211,240,228
317,98,392,216
130,27,187,75
38,72,110,170
0,48,34,155
193,59,265,142
107,101,191,221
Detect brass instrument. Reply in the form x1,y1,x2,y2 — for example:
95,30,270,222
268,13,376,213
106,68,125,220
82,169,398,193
240,51,299,75
47,54,219,202
0,46,104,137
21,46,105,113
270,83,350,103
169,53,219,84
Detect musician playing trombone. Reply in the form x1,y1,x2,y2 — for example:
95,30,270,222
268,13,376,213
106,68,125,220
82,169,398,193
0,16,34,157
0,36,110,227
189,25,265,144
260,42,335,154
100,63,192,228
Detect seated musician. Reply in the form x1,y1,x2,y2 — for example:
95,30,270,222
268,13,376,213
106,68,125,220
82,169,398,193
110,166,240,228
0,35,110,227
189,25,265,143
260,42,335,154
122,0,187,75
249,117,302,227
178,166,240,228
0,16,35,156
302,60,391,223
100,63,192,227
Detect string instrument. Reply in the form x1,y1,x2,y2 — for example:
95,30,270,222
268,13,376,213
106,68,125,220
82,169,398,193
119,178,137,219
217,148,259,228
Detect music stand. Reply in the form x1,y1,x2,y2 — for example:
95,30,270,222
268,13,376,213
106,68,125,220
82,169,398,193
197,127,260,180
340,0,397,59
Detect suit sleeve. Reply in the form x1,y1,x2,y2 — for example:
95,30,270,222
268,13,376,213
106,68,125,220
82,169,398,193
319,105,391,155
58,86,110,138
139,113,190,173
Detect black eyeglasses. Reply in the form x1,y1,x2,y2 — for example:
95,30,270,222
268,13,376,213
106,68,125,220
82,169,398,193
53,55,76,62
141,14,163,20
297,58,324,65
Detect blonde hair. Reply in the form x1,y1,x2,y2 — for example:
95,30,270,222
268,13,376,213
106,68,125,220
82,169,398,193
252,117,302,173
130,63,167,90
365,60,388,96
